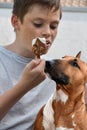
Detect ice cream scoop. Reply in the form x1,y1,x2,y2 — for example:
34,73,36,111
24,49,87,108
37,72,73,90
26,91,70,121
32,37,47,59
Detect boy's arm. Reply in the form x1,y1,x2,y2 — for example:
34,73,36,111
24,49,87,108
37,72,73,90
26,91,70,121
0,59,46,120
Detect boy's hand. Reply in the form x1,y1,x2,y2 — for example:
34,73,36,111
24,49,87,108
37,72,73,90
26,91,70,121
19,59,46,90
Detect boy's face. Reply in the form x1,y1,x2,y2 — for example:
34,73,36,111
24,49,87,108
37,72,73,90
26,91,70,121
12,4,61,57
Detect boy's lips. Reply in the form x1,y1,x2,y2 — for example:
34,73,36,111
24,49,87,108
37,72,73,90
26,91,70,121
46,41,51,49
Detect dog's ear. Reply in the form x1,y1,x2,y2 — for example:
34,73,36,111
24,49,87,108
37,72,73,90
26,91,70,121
76,51,81,59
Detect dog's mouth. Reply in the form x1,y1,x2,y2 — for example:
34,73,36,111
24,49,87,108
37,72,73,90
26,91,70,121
45,60,70,85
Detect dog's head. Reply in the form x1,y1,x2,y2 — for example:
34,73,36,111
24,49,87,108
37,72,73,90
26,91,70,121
45,52,87,92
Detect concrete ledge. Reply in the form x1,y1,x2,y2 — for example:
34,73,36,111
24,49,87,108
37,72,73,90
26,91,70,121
0,2,87,13
0,2,13,8
62,7,87,13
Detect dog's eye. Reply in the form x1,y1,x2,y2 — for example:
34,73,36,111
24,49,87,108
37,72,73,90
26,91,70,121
70,61,80,69
72,62,78,67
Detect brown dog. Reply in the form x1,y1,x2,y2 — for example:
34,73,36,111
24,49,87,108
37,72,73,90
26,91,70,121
34,52,87,130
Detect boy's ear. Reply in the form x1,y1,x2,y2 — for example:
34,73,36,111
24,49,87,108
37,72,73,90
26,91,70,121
11,14,21,31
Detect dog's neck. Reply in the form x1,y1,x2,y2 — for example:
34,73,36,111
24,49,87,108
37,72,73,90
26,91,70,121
53,84,86,115
56,84,85,100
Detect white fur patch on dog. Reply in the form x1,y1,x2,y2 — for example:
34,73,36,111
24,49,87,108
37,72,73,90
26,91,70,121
42,89,69,130
42,89,60,130
56,127,74,130
43,93,55,130
57,89,68,104
71,114,77,127
72,121,77,127
71,114,75,119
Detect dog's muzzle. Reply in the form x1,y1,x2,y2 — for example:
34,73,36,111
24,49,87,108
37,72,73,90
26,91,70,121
45,60,70,85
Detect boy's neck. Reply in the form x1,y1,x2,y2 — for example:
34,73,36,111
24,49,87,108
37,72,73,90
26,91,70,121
4,42,34,58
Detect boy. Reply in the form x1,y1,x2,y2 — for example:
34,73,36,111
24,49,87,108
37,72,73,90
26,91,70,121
0,0,62,129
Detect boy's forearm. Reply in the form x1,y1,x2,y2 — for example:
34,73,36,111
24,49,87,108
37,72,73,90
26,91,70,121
0,59,46,120
0,81,30,120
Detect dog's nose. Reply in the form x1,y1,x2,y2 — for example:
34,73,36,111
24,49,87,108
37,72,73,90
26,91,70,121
45,60,58,69
45,61,52,73
45,61,52,68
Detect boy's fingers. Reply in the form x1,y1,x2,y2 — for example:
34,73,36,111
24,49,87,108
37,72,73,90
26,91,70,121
26,59,41,70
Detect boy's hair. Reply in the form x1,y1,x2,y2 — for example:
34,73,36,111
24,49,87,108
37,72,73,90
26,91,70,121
13,0,62,23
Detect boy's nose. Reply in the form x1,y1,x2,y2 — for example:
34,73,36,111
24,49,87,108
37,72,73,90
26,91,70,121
42,26,51,37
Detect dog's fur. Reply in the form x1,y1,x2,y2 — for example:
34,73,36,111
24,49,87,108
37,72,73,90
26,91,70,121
34,52,87,130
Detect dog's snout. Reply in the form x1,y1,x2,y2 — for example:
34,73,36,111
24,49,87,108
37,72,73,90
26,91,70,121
45,59,61,69
45,61,52,68
45,60,53,73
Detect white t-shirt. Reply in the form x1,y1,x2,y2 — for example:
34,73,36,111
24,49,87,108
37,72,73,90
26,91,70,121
0,46,55,130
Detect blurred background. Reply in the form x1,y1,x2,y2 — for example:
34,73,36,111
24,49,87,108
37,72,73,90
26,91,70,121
0,0,87,61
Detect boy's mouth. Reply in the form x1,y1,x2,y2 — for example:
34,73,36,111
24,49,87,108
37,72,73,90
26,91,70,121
46,41,51,49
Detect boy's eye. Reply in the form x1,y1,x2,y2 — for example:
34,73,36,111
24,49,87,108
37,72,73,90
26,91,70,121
33,22,58,29
33,23,43,28
50,24,58,30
